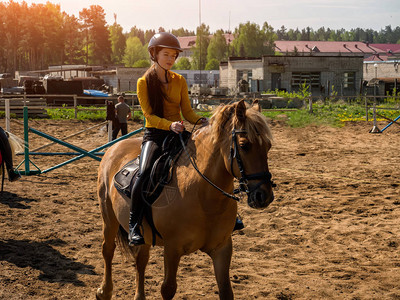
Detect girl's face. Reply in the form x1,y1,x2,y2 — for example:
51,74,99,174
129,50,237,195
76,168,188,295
156,48,178,70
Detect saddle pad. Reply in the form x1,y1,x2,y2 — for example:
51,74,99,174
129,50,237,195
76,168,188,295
113,157,139,200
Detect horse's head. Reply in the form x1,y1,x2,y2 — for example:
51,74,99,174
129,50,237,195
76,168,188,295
211,100,275,209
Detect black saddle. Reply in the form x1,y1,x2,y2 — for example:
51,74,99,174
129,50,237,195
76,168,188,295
113,131,191,205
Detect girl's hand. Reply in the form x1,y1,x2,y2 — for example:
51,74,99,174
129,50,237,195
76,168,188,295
170,121,185,134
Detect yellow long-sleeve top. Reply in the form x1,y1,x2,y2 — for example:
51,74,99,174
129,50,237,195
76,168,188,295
137,71,202,131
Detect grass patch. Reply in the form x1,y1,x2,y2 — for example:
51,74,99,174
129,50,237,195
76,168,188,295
38,102,400,128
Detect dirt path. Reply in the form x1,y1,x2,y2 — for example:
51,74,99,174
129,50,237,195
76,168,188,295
1,118,399,299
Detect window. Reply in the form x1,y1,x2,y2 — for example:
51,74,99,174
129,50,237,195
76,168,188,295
291,72,320,89
194,73,208,84
343,72,355,88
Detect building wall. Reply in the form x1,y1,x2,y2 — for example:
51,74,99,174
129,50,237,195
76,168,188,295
220,55,364,97
363,61,400,81
102,67,219,93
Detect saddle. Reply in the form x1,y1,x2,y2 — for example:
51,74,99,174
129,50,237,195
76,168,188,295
114,131,191,202
113,131,191,243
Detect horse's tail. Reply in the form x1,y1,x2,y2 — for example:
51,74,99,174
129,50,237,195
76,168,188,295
116,225,139,259
7,131,24,159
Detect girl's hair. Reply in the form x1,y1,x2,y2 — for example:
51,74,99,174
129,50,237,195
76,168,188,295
144,47,167,117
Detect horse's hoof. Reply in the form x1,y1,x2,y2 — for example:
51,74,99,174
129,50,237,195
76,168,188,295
96,288,112,300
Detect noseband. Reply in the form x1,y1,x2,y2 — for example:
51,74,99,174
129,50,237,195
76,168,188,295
230,129,276,195
179,128,275,202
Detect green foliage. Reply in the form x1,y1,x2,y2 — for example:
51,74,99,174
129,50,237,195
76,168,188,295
231,21,276,57
205,58,220,70
207,29,228,62
264,87,310,100
174,57,191,70
109,22,126,64
133,59,150,68
46,106,106,121
191,23,210,70
123,36,147,67
171,28,195,37
79,5,112,65
298,81,311,99
386,88,400,104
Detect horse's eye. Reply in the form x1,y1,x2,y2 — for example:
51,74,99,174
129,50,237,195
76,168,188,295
239,143,250,151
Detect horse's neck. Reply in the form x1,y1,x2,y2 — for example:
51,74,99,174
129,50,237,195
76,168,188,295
187,129,234,195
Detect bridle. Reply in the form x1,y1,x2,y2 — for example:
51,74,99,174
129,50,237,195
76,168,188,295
230,129,276,196
179,127,275,202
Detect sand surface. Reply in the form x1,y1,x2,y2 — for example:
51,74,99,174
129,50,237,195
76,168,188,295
1,117,399,299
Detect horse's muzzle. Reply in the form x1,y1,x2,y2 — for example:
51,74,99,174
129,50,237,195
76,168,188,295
247,186,274,209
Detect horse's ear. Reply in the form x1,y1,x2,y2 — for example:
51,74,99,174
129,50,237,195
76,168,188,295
235,100,247,122
251,99,261,112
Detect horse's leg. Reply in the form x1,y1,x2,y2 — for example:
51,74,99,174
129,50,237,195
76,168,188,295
134,244,150,300
209,238,234,300
161,247,182,300
96,220,119,300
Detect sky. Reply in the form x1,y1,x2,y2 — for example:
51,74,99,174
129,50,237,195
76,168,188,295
12,0,400,33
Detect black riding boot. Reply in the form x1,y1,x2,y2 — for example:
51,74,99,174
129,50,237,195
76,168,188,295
128,140,160,246
128,202,144,246
7,169,20,182
233,216,245,231
0,128,20,182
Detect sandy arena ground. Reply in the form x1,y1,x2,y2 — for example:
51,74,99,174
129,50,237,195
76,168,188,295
0,116,399,299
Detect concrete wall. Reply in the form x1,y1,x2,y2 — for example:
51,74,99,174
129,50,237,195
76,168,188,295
102,68,219,93
220,55,364,97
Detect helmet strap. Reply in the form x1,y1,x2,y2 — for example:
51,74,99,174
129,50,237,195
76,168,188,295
156,61,169,83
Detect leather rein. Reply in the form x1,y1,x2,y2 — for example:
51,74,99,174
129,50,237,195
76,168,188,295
179,126,275,202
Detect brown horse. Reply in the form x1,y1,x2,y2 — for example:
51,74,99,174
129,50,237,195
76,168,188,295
96,100,275,300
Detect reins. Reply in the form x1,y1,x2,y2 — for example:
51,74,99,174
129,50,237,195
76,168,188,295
179,131,240,201
178,118,275,201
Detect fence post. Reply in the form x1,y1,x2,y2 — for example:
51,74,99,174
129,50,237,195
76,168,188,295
308,97,313,114
370,97,381,133
74,95,78,119
365,96,368,121
108,120,113,142
5,99,10,132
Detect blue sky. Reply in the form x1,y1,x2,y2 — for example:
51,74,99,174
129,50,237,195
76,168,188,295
16,0,400,33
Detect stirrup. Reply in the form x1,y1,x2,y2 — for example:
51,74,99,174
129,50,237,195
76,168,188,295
128,227,144,246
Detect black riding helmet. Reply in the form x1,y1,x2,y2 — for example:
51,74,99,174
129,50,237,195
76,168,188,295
148,32,183,61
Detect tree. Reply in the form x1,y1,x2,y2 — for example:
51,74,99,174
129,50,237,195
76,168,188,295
171,27,195,37
133,59,150,68
144,29,156,44
205,58,219,70
276,25,288,40
128,26,145,44
79,5,112,65
191,23,210,70
123,36,148,67
109,18,126,64
207,29,228,62
63,14,85,65
231,21,275,57
174,57,191,70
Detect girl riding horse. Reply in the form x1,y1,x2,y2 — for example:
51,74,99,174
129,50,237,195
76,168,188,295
96,99,275,300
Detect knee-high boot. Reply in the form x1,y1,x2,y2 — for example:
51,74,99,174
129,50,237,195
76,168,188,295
0,128,20,182
128,141,159,246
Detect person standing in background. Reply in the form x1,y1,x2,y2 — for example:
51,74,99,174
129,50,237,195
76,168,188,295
112,95,132,140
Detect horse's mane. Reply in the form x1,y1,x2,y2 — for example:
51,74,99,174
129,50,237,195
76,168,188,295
210,101,273,148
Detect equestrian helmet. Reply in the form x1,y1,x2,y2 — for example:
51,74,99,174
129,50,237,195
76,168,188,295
148,32,182,60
